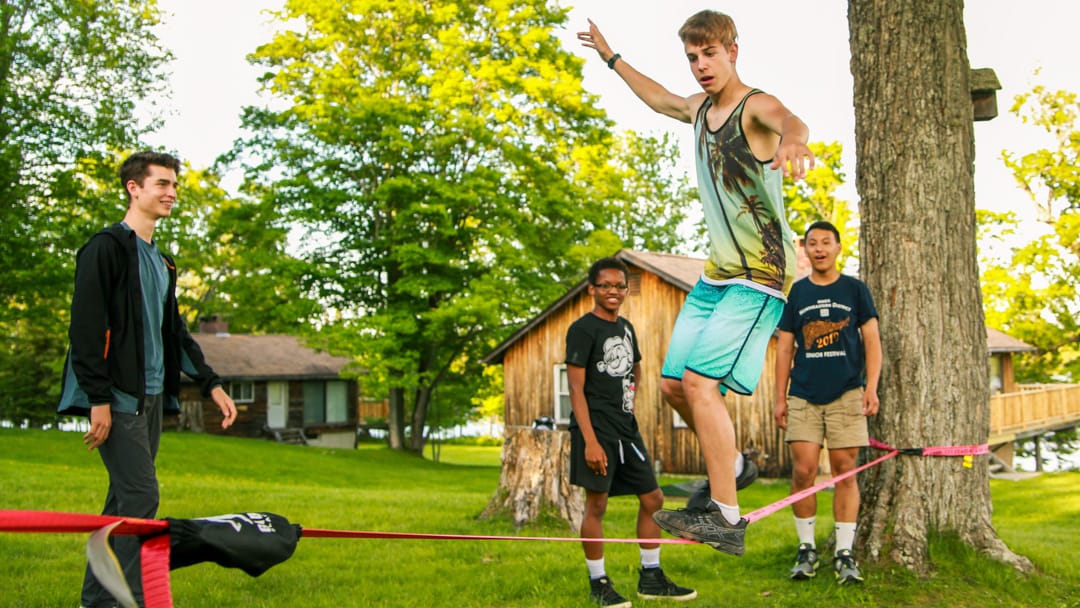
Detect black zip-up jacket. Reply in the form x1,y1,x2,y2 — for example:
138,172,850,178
57,223,222,416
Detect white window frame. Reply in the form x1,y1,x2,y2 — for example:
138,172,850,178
554,364,572,425
228,381,255,404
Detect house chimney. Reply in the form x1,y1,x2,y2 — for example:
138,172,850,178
199,314,229,335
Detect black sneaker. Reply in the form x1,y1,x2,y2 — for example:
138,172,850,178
637,566,697,601
833,549,864,585
590,576,632,607
789,543,819,580
652,502,746,556
685,456,758,510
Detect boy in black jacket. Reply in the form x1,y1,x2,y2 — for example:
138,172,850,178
58,151,237,608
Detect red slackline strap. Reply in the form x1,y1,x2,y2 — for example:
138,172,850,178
0,509,167,535
0,510,174,608
741,449,899,524
141,533,174,608
300,528,696,544
869,437,989,457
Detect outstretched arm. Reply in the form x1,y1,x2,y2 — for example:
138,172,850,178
577,19,697,124
746,94,816,180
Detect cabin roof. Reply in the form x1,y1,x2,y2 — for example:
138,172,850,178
482,250,701,364
185,333,351,381
986,327,1036,353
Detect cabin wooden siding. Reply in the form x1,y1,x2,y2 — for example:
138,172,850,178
496,251,1042,477
176,379,361,437
500,265,791,475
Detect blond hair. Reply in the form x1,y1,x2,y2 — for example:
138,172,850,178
678,10,738,48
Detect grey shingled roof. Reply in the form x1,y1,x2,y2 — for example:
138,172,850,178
986,327,1035,353
189,333,351,380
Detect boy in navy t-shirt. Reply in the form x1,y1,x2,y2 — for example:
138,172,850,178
774,221,882,585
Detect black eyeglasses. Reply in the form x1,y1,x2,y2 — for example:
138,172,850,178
593,283,629,292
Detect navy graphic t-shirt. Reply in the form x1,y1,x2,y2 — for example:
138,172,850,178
778,274,878,405
565,313,641,439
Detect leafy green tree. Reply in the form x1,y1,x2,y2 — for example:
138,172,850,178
0,0,170,423
154,168,322,335
0,0,169,316
983,83,1080,383
783,141,856,266
232,0,690,452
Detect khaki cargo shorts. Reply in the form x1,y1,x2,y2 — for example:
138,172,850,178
784,388,869,449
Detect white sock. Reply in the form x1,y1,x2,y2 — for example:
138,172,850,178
794,516,816,546
586,557,606,580
734,452,745,478
711,499,741,526
835,522,857,553
640,547,660,569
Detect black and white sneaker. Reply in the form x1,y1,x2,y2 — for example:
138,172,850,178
653,502,747,556
637,566,697,601
590,576,632,607
833,549,865,585
789,543,819,580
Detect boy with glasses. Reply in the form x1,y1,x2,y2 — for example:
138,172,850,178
566,257,695,606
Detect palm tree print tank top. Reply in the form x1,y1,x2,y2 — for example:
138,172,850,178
694,90,796,297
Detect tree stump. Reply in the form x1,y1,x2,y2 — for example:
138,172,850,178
480,428,583,532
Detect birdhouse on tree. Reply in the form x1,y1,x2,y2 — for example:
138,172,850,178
970,68,1002,122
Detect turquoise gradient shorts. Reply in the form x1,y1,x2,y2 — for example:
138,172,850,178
661,280,784,395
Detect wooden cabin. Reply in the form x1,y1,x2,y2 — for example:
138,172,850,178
483,249,791,476
174,318,365,449
484,249,1038,477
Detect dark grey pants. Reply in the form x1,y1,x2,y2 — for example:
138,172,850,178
80,394,162,608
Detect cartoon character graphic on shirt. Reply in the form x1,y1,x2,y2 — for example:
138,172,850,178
596,326,636,414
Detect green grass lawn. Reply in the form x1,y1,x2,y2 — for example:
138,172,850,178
1,428,1077,607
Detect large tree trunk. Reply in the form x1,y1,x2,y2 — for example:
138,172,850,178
848,0,1032,573
480,428,584,531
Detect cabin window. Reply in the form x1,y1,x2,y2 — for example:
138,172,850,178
303,380,350,425
227,381,254,404
554,364,573,425
628,271,642,295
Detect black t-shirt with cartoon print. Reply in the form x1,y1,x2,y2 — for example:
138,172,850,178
565,313,642,440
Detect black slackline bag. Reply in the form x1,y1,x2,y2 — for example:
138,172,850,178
166,512,302,576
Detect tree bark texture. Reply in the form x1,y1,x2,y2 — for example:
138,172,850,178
480,428,584,532
848,0,1032,573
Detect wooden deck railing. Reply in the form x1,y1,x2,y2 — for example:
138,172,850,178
989,384,1080,443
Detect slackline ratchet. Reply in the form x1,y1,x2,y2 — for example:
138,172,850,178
0,436,988,608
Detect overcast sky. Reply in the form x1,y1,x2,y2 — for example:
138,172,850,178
145,0,1079,240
